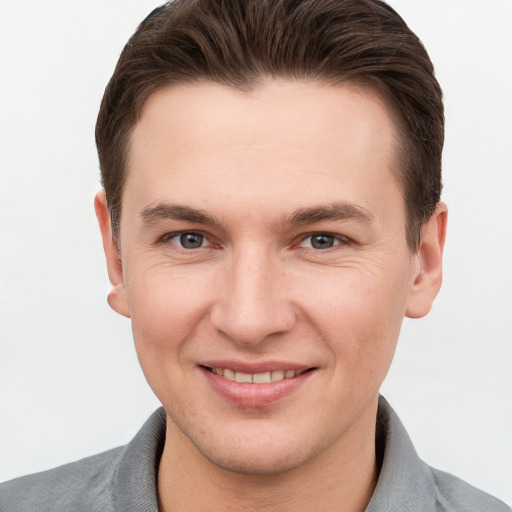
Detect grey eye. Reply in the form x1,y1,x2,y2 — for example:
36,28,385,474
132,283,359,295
179,232,204,249
310,234,336,249
298,233,341,250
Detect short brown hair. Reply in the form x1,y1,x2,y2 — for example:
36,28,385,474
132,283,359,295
96,0,444,250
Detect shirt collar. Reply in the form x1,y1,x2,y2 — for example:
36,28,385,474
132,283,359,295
365,395,437,511
114,408,165,511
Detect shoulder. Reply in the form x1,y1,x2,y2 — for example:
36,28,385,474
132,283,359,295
430,467,511,512
0,446,124,512
371,397,511,512
0,408,165,512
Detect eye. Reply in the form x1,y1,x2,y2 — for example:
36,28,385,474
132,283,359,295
167,231,209,249
299,233,343,250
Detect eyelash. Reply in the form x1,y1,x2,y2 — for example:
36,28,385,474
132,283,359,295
296,232,351,251
160,231,213,250
160,230,351,252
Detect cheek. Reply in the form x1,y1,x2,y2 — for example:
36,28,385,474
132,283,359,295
125,266,214,379
127,262,213,328
298,265,408,371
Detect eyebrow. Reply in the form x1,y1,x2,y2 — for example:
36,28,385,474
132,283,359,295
284,201,375,226
139,201,374,229
140,204,221,228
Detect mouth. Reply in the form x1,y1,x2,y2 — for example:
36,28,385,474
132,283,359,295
199,364,316,407
201,366,312,383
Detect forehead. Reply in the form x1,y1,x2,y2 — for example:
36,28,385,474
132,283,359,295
124,80,402,222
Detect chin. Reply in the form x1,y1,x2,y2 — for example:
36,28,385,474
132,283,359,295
186,423,329,477
201,444,312,476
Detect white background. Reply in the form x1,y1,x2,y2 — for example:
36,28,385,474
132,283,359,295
1,0,511,505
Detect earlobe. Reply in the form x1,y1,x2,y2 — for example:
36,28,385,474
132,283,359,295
405,202,448,319
94,190,131,318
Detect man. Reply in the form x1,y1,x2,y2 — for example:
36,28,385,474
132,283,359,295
0,0,509,511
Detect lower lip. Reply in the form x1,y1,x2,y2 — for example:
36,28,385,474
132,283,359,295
201,368,314,407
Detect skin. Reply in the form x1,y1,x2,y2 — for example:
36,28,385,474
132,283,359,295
96,80,447,512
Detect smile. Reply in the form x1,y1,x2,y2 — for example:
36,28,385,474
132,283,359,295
207,367,307,383
201,364,315,407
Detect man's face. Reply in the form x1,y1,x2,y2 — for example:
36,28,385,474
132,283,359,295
97,80,442,474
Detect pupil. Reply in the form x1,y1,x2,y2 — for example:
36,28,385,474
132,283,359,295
311,234,334,249
180,232,203,249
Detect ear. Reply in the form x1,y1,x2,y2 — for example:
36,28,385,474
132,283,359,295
405,202,448,319
94,190,130,318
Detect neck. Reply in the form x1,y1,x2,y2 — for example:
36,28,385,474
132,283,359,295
158,402,379,512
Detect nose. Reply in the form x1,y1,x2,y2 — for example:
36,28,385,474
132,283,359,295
210,248,296,346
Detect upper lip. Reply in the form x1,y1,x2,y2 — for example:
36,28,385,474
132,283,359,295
199,360,315,374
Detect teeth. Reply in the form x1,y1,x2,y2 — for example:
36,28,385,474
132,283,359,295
223,368,235,380
253,372,271,383
271,370,284,382
211,368,301,383
235,372,252,383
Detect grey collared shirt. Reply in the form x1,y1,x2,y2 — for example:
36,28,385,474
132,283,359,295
1,396,509,511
